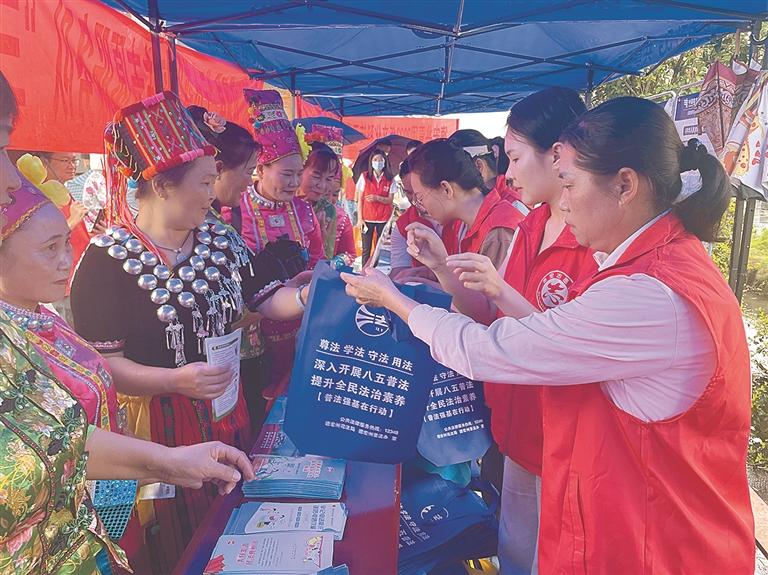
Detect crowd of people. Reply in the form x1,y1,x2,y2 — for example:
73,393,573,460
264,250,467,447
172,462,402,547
0,64,756,575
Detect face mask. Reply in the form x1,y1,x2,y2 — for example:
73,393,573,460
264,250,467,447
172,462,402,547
372,160,385,171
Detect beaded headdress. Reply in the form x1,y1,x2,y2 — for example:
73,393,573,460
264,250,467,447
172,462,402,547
103,91,216,230
305,125,344,159
243,89,301,165
1,173,52,240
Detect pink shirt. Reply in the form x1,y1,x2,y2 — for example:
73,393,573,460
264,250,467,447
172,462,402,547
409,214,717,422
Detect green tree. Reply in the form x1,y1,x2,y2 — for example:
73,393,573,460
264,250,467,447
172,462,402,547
593,24,766,105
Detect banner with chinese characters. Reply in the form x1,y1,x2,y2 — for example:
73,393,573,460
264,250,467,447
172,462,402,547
417,369,491,468
0,0,333,152
341,116,459,161
284,262,451,464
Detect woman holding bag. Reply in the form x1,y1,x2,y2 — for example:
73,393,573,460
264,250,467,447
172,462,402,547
426,87,594,575
342,97,754,574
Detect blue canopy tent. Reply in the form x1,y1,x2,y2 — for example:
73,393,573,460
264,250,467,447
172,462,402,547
104,0,766,115
102,0,767,299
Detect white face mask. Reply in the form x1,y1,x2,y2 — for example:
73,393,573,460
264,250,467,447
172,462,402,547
372,160,385,172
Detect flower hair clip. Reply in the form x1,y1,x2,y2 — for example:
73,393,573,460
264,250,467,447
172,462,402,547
203,111,227,134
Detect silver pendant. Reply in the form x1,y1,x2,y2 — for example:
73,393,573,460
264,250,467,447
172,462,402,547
192,279,209,295
91,234,115,248
111,228,131,243
196,232,212,245
198,223,210,233
190,255,206,271
151,288,171,304
166,278,184,294
194,244,211,259
124,238,144,254
267,214,286,228
105,225,120,236
107,245,128,260
137,274,158,291
123,259,143,275
210,251,228,266
140,251,159,267
178,292,196,308
153,264,171,280
178,266,196,282
165,319,186,367
204,267,221,282
212,236,229,251
211,224,227,236
192,304,207,353
156,304,177,323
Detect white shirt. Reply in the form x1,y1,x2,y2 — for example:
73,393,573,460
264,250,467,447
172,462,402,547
409,215,716,422
389,216,443,270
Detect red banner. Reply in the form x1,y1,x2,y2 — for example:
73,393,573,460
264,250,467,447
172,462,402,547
0,0,334,152
342,116,459,159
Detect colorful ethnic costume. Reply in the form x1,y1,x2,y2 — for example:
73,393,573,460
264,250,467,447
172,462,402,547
0,177,128,574
70,92,296,572
238,90,323,399
302,125,355,264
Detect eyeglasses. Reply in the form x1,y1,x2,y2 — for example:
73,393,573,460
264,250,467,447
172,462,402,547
49,156,79,166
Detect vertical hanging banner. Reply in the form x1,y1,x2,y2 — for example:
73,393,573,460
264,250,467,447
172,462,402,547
284,263,451,463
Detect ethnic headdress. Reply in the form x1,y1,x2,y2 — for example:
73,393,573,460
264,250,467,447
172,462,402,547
305,125,344,159
1,173,52,240
243,89,301,165
103,91,216,229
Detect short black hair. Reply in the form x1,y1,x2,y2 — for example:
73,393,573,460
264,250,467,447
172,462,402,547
0,72,18,122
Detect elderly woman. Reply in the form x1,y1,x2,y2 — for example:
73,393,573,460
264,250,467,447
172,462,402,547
343,97,754,573
0,72,253,575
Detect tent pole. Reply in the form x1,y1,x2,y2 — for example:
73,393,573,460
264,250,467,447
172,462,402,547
148,0,164,92
729,196,745,293
735,196,757,302
168,35,179,94
290,71,297,120
585,65,595,108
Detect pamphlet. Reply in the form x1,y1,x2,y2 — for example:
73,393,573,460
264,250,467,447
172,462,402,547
225,502,348,540
203,532,334,574
205,328,242,420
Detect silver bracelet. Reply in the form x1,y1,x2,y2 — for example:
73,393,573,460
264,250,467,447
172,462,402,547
295,283,309,310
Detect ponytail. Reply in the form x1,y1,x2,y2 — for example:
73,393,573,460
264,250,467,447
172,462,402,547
560,97,730,242
674,139,730,242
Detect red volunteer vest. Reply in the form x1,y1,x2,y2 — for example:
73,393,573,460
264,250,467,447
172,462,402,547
63,200,91,294
539,213,754,574
485,204,595,475
442,189,525,256
360,173,392,222
493,174,523,205
396,206,434,268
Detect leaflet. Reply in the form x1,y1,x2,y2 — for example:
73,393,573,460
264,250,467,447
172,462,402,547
206,328,242,420
225,502,348,540
203,532,334,574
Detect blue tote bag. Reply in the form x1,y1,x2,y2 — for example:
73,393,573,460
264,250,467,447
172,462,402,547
416,369,492,468
284,262,450,463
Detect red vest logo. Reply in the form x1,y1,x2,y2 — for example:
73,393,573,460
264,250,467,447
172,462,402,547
536,270,573,309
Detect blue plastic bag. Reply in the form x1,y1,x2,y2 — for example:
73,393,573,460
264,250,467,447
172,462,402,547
284,262,451,463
